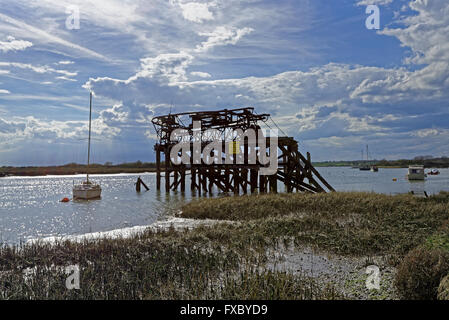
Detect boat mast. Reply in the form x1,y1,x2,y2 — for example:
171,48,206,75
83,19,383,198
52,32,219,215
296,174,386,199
87,92,92,183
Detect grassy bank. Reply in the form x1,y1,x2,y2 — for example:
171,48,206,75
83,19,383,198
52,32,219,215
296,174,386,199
0,227,339,299
1,191,448,299
0,162,157,176
182,192,449,258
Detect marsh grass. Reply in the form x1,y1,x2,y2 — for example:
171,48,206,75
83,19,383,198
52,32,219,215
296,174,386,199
219,269,342,300
0,227,337,299
181,192,449,258
1,191,447,299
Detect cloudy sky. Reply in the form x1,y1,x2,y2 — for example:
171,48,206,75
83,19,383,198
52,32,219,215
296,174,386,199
0,0,448,165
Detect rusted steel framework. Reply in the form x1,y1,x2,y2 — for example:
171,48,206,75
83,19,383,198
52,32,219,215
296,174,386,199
152,107,334,194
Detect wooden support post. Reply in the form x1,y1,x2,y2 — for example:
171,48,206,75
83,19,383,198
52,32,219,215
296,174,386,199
208,168,214,194
173,170,179,191
202,169,207,193
156,149,161,191
250,169,258,193
241,169,248,194
234,168,240,195
191,168,196,191
269,174,278,193
306,152,312,176
225,167,231,192
165,148,170,193
243,139,248,194
197,168,202,194
180,168,186,192
260,175,266,193
286,145,293,192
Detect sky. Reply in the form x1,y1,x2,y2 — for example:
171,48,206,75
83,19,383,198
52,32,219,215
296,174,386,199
0,0,448,166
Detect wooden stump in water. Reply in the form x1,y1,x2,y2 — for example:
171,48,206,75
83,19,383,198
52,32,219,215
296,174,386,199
136,177,149,192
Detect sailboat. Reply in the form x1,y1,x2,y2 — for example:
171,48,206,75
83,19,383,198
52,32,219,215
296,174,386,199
73,92,102,200
359,145,379,172
359,146,370,171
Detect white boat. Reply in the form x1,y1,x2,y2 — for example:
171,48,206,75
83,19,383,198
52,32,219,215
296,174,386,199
73,181,101,199
407,165,426,180
73,92,102,200
428,169,440,175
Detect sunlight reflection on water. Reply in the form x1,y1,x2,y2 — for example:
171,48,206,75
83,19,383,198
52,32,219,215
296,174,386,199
0,168,448,244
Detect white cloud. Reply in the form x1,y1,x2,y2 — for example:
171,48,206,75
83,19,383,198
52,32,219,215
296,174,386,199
0,89,10,94
0,61,77,79
0,12,109,61
195,26,254,52
56,76,77,82
57,60,74,65
178,1,216,23
412,128,441,138
0,36,32,52
356,0,393,6
352,0,449,103
190,71,211,78
0,115,119,146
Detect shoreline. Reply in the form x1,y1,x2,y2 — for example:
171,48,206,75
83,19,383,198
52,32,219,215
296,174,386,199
26,216,233,245
0,171,157,179
0,168,158,177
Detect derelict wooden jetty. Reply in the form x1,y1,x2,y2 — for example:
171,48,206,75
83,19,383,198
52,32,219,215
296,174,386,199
152,107,334,195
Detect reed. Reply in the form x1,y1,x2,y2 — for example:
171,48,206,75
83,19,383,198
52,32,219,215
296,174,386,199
181,192,449,257
1,191,447,299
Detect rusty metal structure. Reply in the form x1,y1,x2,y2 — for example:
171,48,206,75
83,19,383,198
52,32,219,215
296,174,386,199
152,107,334,195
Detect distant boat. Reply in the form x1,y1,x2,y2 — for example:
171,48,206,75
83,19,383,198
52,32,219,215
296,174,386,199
359,145,378,172
73,92,102,200
427,169,440,175
407,165,426,180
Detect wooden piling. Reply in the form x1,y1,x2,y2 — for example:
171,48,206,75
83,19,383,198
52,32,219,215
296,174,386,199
165,148,170,193
156,148,161,191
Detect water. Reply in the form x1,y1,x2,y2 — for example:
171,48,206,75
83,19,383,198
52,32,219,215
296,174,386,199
0,173,193,245
318,167,449,195
0,167,448,244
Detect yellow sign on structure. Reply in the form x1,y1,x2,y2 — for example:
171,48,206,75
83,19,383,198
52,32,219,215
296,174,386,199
229,141,240,154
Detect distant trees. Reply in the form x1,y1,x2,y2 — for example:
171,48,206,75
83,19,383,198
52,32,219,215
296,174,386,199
414,155,434,161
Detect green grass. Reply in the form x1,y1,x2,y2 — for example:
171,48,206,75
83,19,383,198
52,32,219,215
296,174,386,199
181,192,449,258
1,191,448,299
0,227,338,299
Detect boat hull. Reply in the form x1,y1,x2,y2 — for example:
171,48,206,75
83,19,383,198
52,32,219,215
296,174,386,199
73,184,102,200
407,174,425,181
